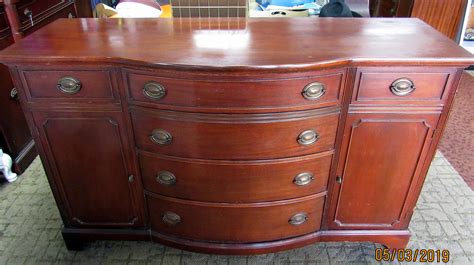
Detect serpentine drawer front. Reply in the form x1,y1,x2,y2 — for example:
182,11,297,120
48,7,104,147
125,69,344,111
131,108,339,160
139,151,332,202
147,193,325,243
0,18,472,255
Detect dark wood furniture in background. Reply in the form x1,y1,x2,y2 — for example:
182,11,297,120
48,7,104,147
371,0,468,40
0,0,78,173
0,18,472,254
411,0,468,40
74,0,92,17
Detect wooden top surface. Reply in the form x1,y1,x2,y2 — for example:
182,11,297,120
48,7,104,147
0,18,473,69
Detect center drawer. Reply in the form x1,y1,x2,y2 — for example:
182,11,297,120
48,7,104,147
147,193,325,243
131,108,339,160
139,151,332,202
124,68,344,112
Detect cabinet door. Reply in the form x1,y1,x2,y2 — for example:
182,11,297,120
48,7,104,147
33,111,143,227
327,113,439,230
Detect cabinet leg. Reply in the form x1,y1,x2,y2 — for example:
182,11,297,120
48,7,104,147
62,232,87,251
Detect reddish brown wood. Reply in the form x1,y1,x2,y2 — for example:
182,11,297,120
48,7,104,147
131,107,339,160
125,68,344,112
0,18,472,67
353,67,457,105
0,18,472,255
20,68,117,101
0,0,78,173
147,192,325,243
139,151,333,203
327,113,439,230
31,111,144,227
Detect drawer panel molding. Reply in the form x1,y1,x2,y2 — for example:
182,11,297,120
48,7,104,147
147,192,326,243
139,151,333,202
131,108,340,160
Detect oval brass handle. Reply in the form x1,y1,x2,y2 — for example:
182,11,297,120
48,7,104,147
297,129,319,146
57,77,81,94
143,81,167,100
289,212,308,226
390,78,415,96
150,129,172,145
293,172,314,186
162,211,181,226
302,82,326,100
10,87,18,99
156,171,176,186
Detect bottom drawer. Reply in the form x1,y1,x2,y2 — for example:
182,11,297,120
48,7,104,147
147,193,325,243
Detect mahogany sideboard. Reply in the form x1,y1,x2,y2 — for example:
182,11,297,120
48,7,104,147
0,18,472,255
0,0,77,173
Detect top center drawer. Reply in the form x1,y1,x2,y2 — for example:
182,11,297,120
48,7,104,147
123,68,345,112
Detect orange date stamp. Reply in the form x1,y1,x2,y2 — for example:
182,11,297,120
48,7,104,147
375,248,450,263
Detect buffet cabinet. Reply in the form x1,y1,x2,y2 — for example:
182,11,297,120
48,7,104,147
0,18,472,254
0,0,76,173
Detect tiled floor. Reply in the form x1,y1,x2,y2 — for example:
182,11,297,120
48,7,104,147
0,152,472,264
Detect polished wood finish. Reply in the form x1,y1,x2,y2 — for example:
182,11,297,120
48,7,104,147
139,151,332,202
0,18,472,67
125,68,344,112
0,0,77,173
32,111,144,227
131,107,339,160
328,113,439,230
0,18,472,255
147,192,325,243
20,68,117,102
353,67,457,105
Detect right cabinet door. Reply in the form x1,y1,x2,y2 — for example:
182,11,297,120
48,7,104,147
327,113,439,230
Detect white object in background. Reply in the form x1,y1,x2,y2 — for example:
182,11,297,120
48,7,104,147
0,149,17,182
115,2,162,18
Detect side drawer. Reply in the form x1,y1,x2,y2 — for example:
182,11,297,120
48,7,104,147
352,67,457,105
124,68,345,112
147,193,325,243
131,108,339,160
139,151,332,202
19,68,119,103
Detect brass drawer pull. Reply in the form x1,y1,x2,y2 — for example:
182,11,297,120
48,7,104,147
390,78,415,96
289,212,307,226
10,87,18,99
156,171,176,186
162,211,181,226
297,129,319,146
293,172,314,186
57,77,81,94
143,81,167,100
302,82,326,100
150,129,172,145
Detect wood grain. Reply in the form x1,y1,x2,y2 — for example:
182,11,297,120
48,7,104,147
0,18,472,68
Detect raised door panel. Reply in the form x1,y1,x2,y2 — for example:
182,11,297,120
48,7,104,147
33,112,143,227
327,113,439,229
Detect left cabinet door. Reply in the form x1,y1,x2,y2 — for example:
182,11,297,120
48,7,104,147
32,111,144,227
